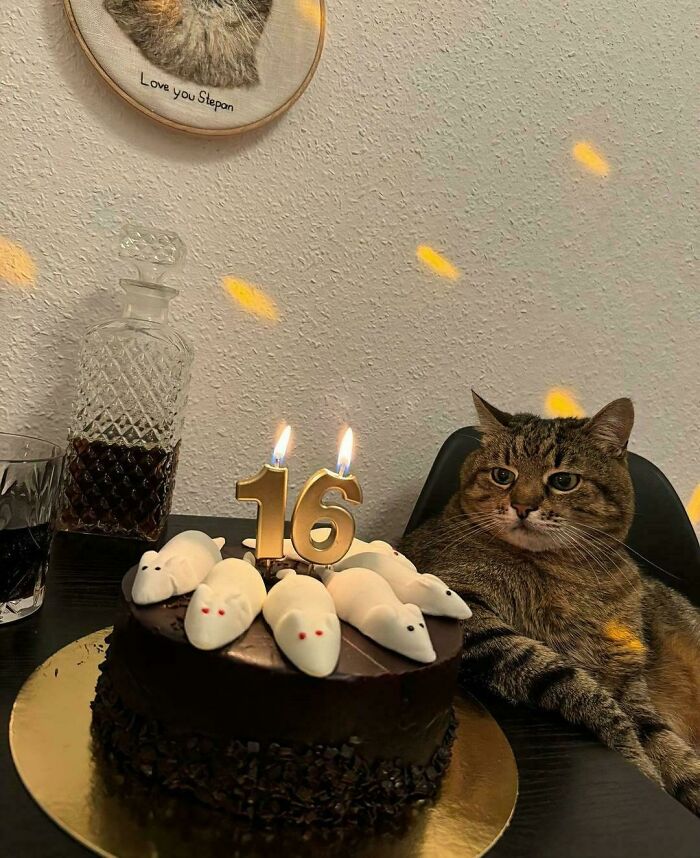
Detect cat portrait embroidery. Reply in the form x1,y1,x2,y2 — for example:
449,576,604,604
105,0,273,88
401,391,700,815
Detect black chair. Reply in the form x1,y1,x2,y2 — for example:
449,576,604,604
404,427,700,606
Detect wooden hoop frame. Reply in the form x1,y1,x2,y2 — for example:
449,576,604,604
63,0,325,137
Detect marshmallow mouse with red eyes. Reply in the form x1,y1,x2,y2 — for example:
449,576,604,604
262,570,341,677
322,567,436,663
184,554,266,651
132,530,225,605
334,552,472,620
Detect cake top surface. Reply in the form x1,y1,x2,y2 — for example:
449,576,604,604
122,551,463,682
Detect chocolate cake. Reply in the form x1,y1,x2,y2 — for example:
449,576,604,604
92,551,464,829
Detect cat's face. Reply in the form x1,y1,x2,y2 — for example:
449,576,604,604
459,393,635,553
106,0,273,90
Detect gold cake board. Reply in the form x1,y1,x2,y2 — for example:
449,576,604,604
10,629,518,857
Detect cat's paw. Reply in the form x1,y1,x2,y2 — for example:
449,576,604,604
674,780,700,817
609,732,662,785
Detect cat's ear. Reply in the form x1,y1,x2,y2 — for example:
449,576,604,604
471,390,512,433
584,398,634,457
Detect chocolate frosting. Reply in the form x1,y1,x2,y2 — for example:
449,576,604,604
106,553,463,766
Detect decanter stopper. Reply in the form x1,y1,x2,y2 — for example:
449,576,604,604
119,225,186,286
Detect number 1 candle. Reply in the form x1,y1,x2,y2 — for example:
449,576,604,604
236,425,291,561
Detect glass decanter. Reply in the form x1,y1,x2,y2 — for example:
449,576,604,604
60,226,193,541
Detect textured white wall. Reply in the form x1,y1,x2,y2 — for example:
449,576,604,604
1,0,698,542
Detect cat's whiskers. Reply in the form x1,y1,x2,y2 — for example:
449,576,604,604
577,538,635,591
555,526,610,585
564,528,628,590
234,0,266,41
560,524,635,590
567,520,683,583
434,517,501,550
432,514,505,559
562,522,631,575
548,528,603,587
417,511,505,552
448,516,508,555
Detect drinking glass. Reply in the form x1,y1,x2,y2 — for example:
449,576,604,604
0,433,64,624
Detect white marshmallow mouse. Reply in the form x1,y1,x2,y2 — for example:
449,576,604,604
243,529,415,568
323,567,436,663
184,554,267,651
334,551,472,620
132,530,225,606
262,570,341,677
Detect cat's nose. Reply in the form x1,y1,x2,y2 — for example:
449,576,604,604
512,503,536,519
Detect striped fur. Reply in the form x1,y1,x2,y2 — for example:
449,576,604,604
401,394,700,815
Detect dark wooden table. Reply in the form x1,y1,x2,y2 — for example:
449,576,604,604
2,515,699,857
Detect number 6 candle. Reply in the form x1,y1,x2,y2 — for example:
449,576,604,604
290,428,363,566
235,425,291,561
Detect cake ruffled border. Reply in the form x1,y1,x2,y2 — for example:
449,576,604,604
91,666,456,830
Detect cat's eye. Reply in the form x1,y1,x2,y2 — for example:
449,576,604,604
491,467,516,486
548,472,580,492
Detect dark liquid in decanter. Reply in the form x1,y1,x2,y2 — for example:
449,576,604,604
61,438,180,541
0,524,52,603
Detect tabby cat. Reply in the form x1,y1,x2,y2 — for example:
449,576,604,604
105,0,273,88
401,392,700,815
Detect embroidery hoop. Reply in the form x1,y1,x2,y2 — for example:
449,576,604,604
64,0,325,136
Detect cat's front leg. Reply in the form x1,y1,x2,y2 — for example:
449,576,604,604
460,598,661,785
619,677,700,815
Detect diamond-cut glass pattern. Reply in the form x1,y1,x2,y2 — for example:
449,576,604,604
61,293,192,541
120,225,186,283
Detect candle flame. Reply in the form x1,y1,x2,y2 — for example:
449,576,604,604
337,428,354,477
272,424,292,467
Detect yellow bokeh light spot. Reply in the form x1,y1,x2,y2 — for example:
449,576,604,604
222,276,279,324
604,620,645,652
297,0,321,27
416,245,460,281
572,142,610,177
686,484,700,526
544,388,585,419
0,237,37,288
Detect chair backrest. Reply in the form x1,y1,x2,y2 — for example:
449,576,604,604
404,427,700,606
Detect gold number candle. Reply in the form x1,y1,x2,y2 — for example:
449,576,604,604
291,428,363,565
236,425,291,560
